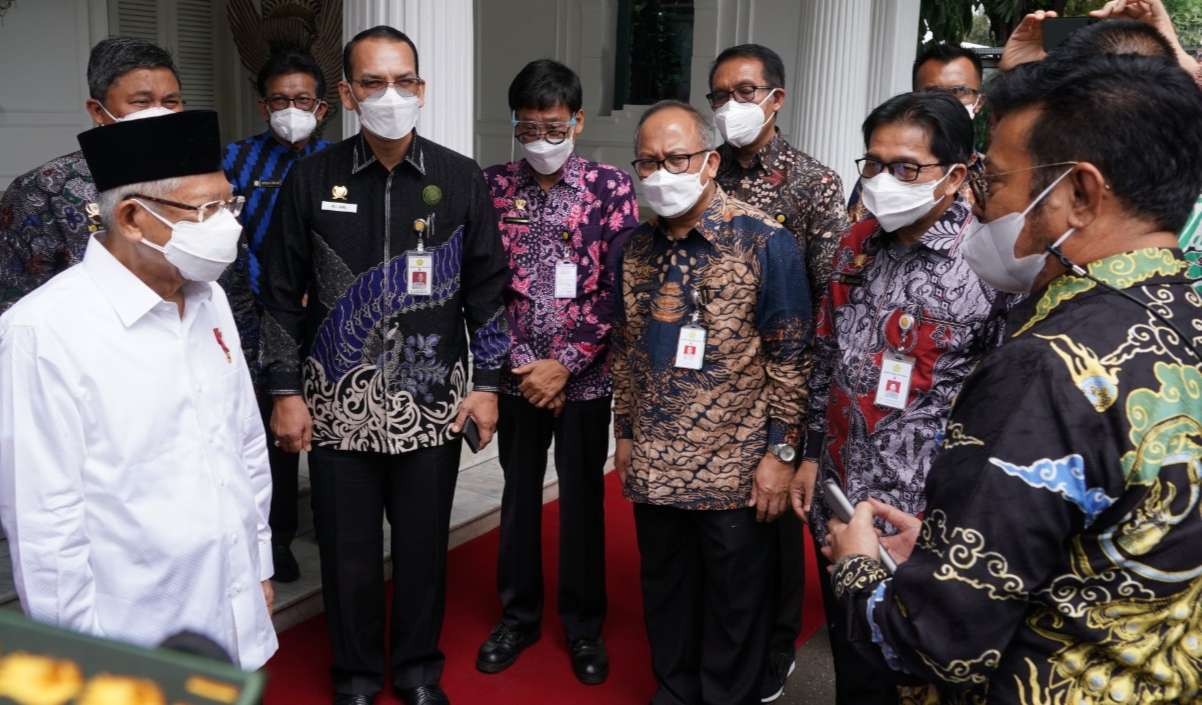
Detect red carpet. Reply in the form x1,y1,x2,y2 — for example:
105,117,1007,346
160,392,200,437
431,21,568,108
264,473,825,704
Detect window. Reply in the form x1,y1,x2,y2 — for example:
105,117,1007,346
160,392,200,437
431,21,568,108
110,0,218,110
613,0,694,109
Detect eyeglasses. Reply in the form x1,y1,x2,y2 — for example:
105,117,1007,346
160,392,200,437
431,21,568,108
128,194,245,222
350,77,425,96
512,117,578,145
856,157,947,183
631,150,709,179
979,161,1078,206
264,95,321,112
705,84,776,109
921,85,981,104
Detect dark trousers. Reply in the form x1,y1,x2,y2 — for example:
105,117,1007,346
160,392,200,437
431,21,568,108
815,532,900,705
309,441,461,695
496,394,610,641
634,503,773,705
257,388,300,546
768,505,806,655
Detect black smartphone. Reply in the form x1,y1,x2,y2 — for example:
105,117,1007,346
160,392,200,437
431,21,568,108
463,417,482,453
1043,17,1098,51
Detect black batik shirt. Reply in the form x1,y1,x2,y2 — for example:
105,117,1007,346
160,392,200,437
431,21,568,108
259,133,510,455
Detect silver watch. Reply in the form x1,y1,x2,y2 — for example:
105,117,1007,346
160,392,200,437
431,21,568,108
769,443,797,464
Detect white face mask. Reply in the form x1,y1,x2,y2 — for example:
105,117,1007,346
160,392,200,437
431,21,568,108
135,200,243,282
522,136,574,175
100,104,175,123
641,153,712,219
961,168,1076,294
270,106,318,144
861,169,953,232
965,98,980,121
354,87,420,141
714,90,777,148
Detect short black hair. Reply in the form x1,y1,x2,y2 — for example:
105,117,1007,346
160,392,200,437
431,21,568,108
635,99,713,151
987,53,1202,232
862,91,973,166
912,42,984,89
709,44,786,90
256,47,327,99
342,25,419,80
508,59,582,115
87,37,178,101
1052,19,1175,61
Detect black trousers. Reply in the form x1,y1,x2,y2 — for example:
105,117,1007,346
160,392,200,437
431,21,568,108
815,532,900,705
634,503,773,705
496,394,610,641
309,441,461,695
257,388,300,546
768,501,806,655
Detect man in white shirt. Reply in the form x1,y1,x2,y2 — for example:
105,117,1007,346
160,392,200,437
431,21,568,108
0,110,278,670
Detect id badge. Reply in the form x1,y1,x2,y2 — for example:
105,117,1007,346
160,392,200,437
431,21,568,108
555,260,577,299
675,325,707,370
407,251,433,296
874,350,915,410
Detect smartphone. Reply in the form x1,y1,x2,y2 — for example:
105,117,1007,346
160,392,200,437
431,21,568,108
822,479,897,573
463,417,482,453
1043,17,1098,52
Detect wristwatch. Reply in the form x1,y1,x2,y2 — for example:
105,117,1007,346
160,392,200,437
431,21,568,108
768,443,797,464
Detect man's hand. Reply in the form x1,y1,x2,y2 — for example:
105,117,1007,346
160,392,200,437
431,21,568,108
271,394,312,453
789,459,819,521
750,454,794,523
999,10,1057,71
614,438,633,484
262,580,275,613
452,390,499,449
1091,0,1199,75
825,502,881,564
513,359,570,407
871,499,922,565
548,392,567,417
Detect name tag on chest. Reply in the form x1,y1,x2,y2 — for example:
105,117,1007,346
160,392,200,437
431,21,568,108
675,325,707,370
408,252,433,296
554,261,577,299
321,201,358,213
874,351,915,410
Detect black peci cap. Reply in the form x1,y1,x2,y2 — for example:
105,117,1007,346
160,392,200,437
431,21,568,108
77,110,223,192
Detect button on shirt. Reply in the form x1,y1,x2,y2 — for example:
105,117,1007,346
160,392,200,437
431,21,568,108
612,188,811,510
260,133,510,454
0,236,277,669
484,154,639,401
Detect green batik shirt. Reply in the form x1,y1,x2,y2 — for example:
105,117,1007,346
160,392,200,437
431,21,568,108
831,248,1202,704
1179,194,1202,295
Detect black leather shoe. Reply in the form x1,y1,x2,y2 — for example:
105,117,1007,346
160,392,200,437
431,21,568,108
759,649,796,702
332,694,373,705
397,685,449,705
272,543,300,583
570,637,609,685
476,622,540,673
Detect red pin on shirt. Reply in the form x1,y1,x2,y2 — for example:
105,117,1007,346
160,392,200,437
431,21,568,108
213,327,232,363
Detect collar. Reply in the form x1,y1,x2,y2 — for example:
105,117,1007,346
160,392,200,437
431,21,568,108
256,129,328,157
717,129,785,177
517,152,587,194
871,198,973,259
654,185,728,246
82,235,212,327
352,131,427,176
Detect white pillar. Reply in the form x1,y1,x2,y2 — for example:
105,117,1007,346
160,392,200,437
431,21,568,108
791,0,874,192
343,0,475,157
867,0,922,108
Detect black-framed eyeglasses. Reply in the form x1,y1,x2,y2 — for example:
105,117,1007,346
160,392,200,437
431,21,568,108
128,194,245,222
705,84,775,109
512,115,578,145
350,77,425,96
264,95,322,112
978,161,1078,206
631,150,709,179
920,85,981,104
856,157,947,183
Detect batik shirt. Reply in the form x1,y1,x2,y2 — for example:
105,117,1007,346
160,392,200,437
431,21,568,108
0,151,95,314
259,133,510,455
1178,194,1202,295
716,131,847,310
612,187,811,511
484,154,639,401
805,201,1009,540
846,152,988,225
833,247,1202,705
219,130,331,376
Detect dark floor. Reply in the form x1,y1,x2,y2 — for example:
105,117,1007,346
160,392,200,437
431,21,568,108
779,628,836,705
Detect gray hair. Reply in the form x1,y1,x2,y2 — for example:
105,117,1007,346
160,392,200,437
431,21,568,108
96,178,181,231
87,37,179,101
634,99,716,152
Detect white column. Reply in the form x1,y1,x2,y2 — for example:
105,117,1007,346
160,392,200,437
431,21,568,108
790,0,874,192
866,0,922,108
343,0,475,157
